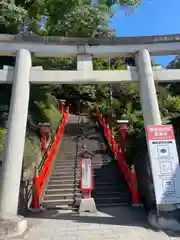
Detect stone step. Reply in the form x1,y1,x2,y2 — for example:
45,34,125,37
49,177,121,185
53,166,75,170
56,159,75,162
49,180,80,185
93,163,112,168
53,165,76,169
51,172,76,177
55,163,75,168
53,164,116,170
43,193,82,201
52,169,75,174
94,168,119,174
54,164,112,170
58,151,76,154
55,159,76,163
48,181,127,191
46,183,80,190
48,179,75,185
50,176,75,181
95,174,122,179
50,174,121,182
93,191,128,197
53,166,110,171
96,202,129,208
49,178,75,183
45,188,81,195
94,176,121,181
94,196,130,204
42,198,81,208
94,181,126,187
51,171,76,179
94,185,129,191
51,172,75,177
53,166,76,170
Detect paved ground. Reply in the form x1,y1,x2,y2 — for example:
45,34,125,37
16,206,180,240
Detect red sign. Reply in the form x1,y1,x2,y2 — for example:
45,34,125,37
146,125,175,141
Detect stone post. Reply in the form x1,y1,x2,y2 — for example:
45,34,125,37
77,54,93,71
135,49,161,126
135,49,177,226
0,49,31,238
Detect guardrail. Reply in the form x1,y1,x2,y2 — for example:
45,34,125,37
96,107,140,205
32,110,69,209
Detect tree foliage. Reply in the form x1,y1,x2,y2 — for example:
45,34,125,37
166,55,180,95
0,0,142,35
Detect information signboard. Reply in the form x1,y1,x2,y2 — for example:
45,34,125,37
80,158,93,190
146,125,180,205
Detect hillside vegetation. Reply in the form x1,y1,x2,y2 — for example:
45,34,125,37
0,79,61,176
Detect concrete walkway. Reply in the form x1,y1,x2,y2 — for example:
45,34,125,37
16,206,180,240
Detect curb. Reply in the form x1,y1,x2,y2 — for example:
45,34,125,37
0,215,27,239
148,211,180,231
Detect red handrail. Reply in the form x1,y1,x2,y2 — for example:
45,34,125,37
32,110,69,208
96,107,140,205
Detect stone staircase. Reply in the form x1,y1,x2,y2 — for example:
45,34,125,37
41,114,131,210
89,128,131,208
42,115,82,209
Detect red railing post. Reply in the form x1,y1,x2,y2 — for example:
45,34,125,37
38,123,51,156
117,120,129,152
130,165,140,205
32,165,40,209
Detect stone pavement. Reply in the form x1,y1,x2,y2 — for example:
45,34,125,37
15,206,180,240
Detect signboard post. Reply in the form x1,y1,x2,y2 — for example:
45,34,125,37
79,147,97,213
146,125,180,210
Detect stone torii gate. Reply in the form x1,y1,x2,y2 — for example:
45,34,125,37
1,34,180,237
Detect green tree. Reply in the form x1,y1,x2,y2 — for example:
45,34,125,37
166,55,180,95
0,0,143,35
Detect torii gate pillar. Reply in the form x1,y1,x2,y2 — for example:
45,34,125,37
135,49,161,126
135,49,177,214
0,49,30,238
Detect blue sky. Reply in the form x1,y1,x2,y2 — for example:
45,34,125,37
110,0,180,67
